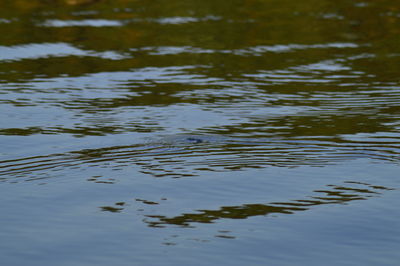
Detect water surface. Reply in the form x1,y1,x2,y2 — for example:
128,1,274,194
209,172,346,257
1,1,400,265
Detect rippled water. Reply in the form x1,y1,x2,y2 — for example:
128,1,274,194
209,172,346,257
1,1,400,265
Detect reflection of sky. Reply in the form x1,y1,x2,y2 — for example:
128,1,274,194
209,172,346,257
0,40,362,62
1,66,218,89
141,181,394,228
1,1,400,265
40,16,222,27
1,161,398,265
131,42,361,56
42,19,123,27
0,43,126,61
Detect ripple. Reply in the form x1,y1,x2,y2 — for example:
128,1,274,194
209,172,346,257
0,66,218,90
0,18,12,24
40,16,222,28
127,42,361,57
42,19,123,27
0,43,127,62
232,42,361,56
1,1,400,264
0,135,399,182
154,16,209,24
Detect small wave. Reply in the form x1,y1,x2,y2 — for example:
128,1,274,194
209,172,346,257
0,135,398,182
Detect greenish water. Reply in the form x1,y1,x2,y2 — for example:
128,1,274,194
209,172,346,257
1,0,400,265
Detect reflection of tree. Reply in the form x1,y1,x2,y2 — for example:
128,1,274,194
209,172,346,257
2,0,400,94
64,0,101,5
139,182,393,228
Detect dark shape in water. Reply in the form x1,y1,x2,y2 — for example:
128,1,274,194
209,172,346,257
142,182,394,228
185,137,204,144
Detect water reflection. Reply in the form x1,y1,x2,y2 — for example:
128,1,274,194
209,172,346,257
0,42,126,61
0,135,399,182
98,181,394,229
1,0,400,264
64,0,101,6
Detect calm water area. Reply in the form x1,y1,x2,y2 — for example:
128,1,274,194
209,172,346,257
1,0,400,265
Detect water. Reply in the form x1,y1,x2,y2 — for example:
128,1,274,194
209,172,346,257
1,0,400,265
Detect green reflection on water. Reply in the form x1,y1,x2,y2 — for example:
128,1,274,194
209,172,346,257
1,1,400,265
138,181,394,228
